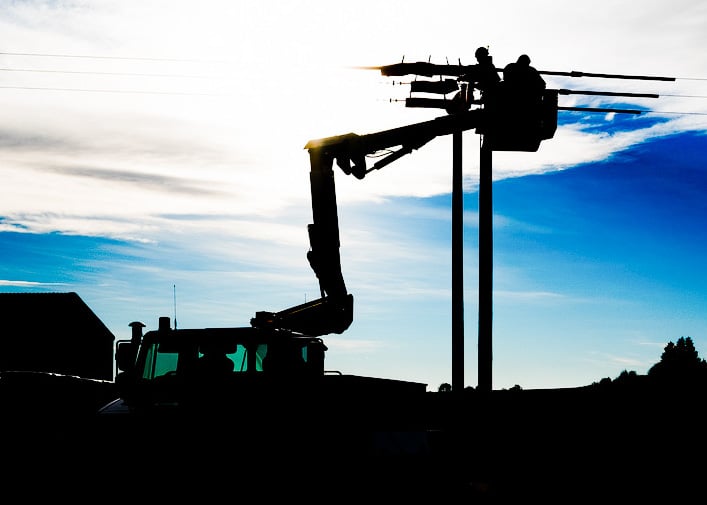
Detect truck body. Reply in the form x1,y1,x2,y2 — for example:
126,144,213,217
104,317,426,408
93,318,443,499
98,317,430,458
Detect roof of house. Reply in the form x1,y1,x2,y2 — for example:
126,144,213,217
0,291,115,344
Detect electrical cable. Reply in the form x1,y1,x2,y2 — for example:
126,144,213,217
0,67,212,78
0,51,225,63
0,85,221,96
1,51,707,116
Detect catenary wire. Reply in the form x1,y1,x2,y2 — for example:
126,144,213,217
0,85,703,114
0,67,213,78
0,85,223,96
0,51,226,63
1,51,706,113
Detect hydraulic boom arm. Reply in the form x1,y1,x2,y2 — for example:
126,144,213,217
251,74,563,336
251,56,661,337
251,110,485,336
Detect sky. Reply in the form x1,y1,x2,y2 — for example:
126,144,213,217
1,0,706,391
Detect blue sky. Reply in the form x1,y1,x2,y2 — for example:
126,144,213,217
1,0,706,390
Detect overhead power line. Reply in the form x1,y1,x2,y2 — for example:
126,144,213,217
0,67,212,78
7,52,706,82
0,85,221,96
0,50,226,63
558,89,659,98
645,110,707,116
558,108,707,116
660,94,707,99
538,69,675,81
1,52,706,115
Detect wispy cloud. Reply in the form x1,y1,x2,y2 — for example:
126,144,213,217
0,279,67,287
495,290,565,301
46,164,225,197
0,0,704,245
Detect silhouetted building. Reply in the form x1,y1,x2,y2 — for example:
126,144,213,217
0,292,115,380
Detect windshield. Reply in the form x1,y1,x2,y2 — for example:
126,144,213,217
141,342,268,380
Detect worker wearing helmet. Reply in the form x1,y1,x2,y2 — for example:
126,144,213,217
503,54,545,94
459,46,501,101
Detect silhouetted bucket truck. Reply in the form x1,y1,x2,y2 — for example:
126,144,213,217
101,62,560,427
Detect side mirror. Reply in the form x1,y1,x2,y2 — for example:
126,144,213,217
306,340,326,376
116,341,138,373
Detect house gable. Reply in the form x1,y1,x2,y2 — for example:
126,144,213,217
0,292,115,380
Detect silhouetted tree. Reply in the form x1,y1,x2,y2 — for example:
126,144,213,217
610,369,646,389
618,370,636,380
438,382,452,392
648,336,707,387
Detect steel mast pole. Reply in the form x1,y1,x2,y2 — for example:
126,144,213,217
478,138,493,392
452,129,464,392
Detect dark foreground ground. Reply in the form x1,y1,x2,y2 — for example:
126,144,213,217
2,379,705,503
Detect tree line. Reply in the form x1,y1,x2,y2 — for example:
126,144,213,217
437,336,707,392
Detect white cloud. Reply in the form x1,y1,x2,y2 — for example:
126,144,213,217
0,279,66,287
1,0,705,244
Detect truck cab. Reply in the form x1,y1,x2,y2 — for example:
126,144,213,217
100,316,329,417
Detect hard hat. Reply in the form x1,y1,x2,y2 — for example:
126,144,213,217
517,54,531,65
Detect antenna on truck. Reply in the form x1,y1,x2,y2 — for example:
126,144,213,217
173,284,178,329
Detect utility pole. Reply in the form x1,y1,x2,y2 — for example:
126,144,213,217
478,138,493,392
452,130,464,392
345,59,674,394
